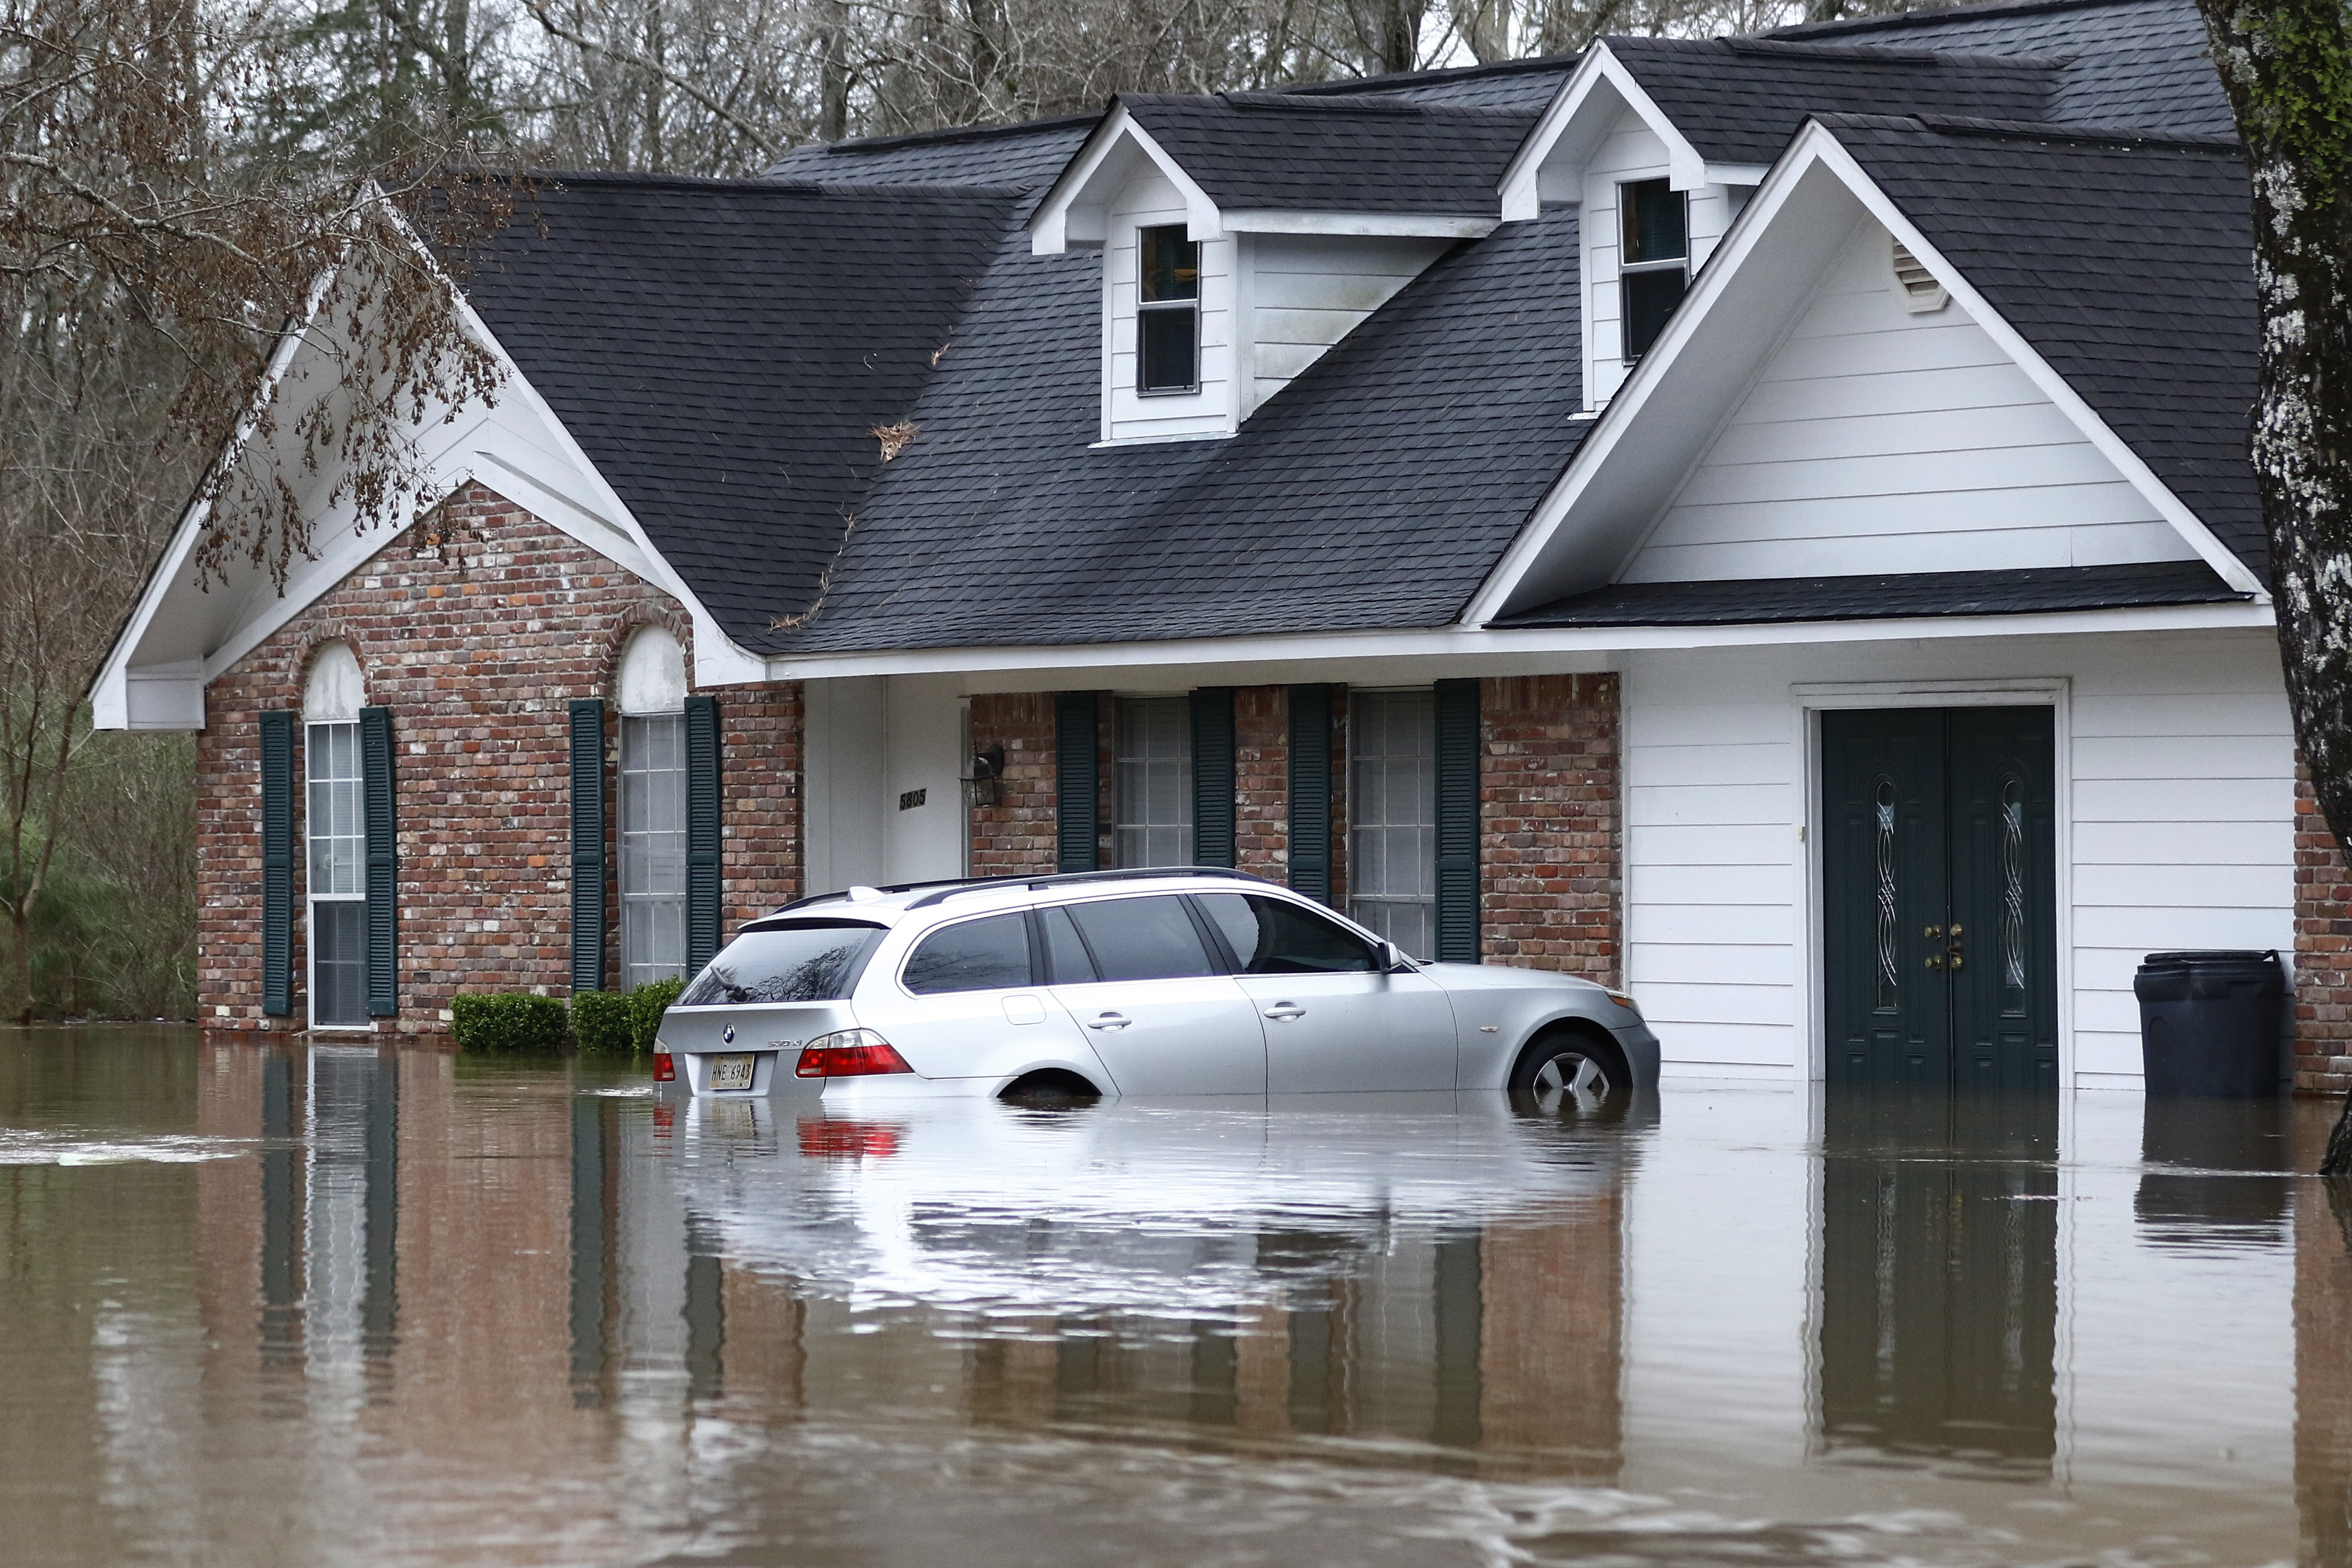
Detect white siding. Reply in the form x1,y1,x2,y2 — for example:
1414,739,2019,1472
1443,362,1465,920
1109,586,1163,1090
1581,108,1738,412
1620,222,2196,583
1622,630,2292,1086
1103,174,1236,443
1243,234,1448,413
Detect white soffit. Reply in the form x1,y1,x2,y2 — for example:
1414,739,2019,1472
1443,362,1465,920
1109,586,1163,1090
1499,43,1707,221
1468,119,2265,625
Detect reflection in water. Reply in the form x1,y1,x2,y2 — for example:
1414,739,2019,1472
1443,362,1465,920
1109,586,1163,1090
0,1029,2326,1567
2137,1095,2292,1247
1815,1091,2057,1476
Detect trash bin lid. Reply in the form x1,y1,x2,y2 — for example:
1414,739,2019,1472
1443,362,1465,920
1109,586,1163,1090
2139,950,2278,969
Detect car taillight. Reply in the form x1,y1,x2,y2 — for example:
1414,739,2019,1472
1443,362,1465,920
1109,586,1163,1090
652,1052,675,1082
794,1029,912,1079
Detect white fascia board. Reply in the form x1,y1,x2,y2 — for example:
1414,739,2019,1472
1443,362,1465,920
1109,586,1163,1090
1703,162,1770,187
1798,130,2265,598
764,598,2270,684
1465,120,2266,627
1220,211,1498,239
1498,44,1706,221
1030,108,1223,253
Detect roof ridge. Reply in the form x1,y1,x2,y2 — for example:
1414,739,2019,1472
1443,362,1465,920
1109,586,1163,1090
812,111,1098,157
493,168,1030,198
1209,89,1531,117
1718,35,2072,67
1762,0,2159,40
1825,109,2240,150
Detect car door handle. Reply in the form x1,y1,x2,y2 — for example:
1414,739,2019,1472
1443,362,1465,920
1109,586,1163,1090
1086,1012,1130,1030
1262,1004,1306,1020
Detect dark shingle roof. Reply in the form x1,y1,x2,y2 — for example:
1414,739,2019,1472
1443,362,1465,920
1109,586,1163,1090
1493,561,2246,628
1824,112,2261,571
764,117,1095,200
455,175,1018,644
1769,0,2232,136
1113,93,1536,215
1607,36,2061,165
752,206,1590,655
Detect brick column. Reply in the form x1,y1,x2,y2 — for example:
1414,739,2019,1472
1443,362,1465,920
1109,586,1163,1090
1478,673,1622,984
2295,768,2352,1092
722,682,804,928
1234,685,1289,882
970,693,1059,874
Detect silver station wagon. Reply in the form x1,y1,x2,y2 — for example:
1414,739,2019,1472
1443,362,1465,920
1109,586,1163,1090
655,869,1659,1108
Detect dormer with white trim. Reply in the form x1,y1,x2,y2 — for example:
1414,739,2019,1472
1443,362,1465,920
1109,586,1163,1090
1499,44,1756,414
1031,93,1529,444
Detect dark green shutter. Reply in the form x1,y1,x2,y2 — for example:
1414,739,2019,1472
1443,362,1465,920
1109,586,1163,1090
1434,678,1481,964
1055,692,1099,872
359,705,398,1016
1287,684,1332,902
569,699,607,993
260,710,295,1017
684,694,721,972
1190,688,1236,868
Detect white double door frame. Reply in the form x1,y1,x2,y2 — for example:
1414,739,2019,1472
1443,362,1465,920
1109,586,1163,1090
1793,678,2074,1090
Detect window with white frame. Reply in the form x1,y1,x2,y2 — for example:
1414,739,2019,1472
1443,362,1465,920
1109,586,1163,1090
1619,178,1689,361
1347,688,1437,958
1114,696,1192,868
617,627,688,988
304,642,368,1027
1136,224,1201,395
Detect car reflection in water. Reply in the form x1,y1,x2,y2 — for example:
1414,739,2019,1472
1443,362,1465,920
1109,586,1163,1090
674,1090,1651,1474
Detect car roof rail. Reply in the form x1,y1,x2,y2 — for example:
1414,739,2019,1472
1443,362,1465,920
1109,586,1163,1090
902,865,1270,911
770,876,973,914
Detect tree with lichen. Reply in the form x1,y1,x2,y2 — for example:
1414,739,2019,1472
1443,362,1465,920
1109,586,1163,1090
2190,0,2352,1169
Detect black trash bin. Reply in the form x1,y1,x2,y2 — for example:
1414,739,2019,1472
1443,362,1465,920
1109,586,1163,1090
2134,949,2286,1097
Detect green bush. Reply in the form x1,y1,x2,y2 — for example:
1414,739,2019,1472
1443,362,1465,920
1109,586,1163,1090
569,989,635,1054
451,992,569,1053
629,976,686,1052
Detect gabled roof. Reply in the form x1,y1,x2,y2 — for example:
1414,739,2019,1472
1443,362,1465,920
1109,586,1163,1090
1113,93,1537,216
455,174,1019,645
1605,37,2062,165
1825,112,2262,569
752,205,1591,655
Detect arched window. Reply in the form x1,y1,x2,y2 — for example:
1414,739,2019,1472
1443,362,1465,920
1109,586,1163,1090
616,627,687,988
304,642,367,1026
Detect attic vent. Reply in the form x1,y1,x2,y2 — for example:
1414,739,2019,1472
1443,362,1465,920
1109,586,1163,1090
1891,237,1950,313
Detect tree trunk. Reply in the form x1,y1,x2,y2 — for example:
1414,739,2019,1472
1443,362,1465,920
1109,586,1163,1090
2192,0,2352,1169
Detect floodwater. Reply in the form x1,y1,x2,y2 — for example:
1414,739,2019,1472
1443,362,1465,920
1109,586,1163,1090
0,1027,2340,1566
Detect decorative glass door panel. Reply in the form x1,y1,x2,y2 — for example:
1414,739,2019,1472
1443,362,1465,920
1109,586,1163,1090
1820,708,2057,1090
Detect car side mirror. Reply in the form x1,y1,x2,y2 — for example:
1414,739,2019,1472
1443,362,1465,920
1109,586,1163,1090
1382,942,1416,974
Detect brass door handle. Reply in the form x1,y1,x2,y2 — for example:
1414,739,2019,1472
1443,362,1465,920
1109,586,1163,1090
1947,924,1964,971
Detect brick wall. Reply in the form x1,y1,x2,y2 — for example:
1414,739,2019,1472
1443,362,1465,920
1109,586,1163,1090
1234,686,1288,881
969,693,1059,875
1480,674,1622,985
195,484,799,1034
2295,769,2352,1091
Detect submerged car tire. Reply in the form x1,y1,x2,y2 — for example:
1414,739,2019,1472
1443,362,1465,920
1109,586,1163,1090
1508,1031,1631,1118
998,1069,1102,1108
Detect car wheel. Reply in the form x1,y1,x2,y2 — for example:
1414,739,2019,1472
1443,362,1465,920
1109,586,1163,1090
1509,1034,1629,1117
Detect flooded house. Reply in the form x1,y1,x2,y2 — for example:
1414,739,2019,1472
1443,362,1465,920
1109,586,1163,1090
91,0,2325,1096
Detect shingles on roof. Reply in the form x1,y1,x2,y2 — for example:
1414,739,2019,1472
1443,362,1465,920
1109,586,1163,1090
751,205,1590,655
454,174,1018,646
1606,35,2061,165
1113,93,1536,215
1492,561,2246,628
1823,111,2262,571
763,117,1095,200
1768,0,2232,136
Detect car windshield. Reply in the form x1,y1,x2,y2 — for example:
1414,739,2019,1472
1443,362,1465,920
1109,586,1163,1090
678,922,884,1006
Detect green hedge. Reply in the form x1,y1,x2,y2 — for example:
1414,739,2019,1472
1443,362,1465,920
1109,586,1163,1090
570,989,635,1054
450,992,569,1053
629,976,686,1051
568,976,688,1055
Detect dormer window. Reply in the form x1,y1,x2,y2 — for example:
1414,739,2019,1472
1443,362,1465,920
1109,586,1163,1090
1137,225,1201,394
1619,179,1688,361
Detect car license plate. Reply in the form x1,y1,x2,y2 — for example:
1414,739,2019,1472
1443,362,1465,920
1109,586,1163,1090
707,1053,757,1091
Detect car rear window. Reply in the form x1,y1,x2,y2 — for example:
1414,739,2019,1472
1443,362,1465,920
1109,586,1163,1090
902,913,1032,994
679,922,884,1006
1057,896,1214,983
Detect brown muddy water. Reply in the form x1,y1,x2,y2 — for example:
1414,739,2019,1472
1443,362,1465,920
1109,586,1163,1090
0,1025,2337,1566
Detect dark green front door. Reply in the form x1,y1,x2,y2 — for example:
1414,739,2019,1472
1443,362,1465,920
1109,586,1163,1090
1821,708,2058,1090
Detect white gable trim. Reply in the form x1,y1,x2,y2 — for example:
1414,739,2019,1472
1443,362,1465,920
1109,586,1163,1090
1030,108,1223,252
92,272,767,730
1499,44,1707,222
1466,119,2264,627
1221,210,1496,239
